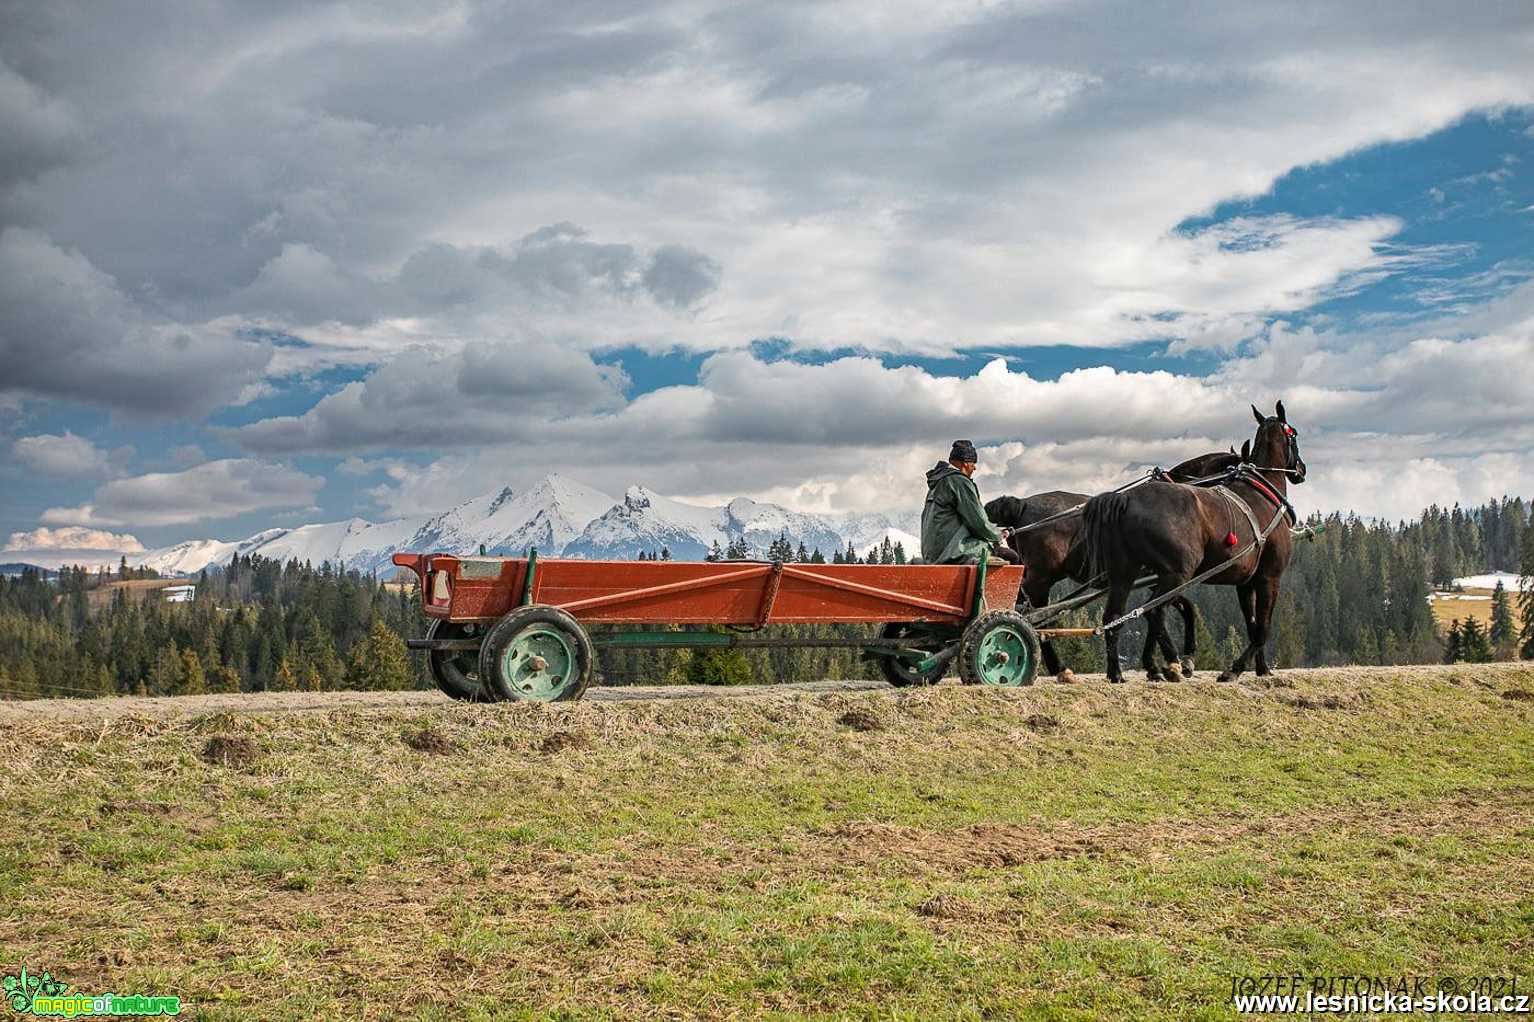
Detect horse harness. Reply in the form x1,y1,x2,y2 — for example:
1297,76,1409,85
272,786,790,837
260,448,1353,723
1092,464,1295,636
1212,466,1294,562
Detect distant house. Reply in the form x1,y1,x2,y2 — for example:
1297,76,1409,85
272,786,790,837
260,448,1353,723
162,584,197,604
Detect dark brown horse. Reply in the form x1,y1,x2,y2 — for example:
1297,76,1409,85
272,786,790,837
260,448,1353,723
986,448,1241,683
1079,403,1306,684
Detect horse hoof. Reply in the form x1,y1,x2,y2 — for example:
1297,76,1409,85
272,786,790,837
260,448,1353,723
1108,675,1127,685
1145,670,1163,683
1056,670,1076,685
1162,662,1183,682
1216,672,1235,684
1180,658,1196,678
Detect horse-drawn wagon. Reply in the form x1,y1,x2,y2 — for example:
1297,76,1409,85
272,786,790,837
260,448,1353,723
392,550,1045,701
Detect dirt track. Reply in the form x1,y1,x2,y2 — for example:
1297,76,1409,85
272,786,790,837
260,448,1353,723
0,678,890,720
3,662,1529,721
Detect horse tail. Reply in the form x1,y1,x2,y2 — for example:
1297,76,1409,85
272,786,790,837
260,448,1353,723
1080,491,1130,581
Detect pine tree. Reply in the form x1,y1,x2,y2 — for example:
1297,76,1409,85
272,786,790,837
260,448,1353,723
212,664,241,694
271,658,297,692
180,648,206,696
149,641,183,695
346,620,412,691
1443,620,1463,664
1460,618,1492,663
685,633,752,686
1489,581,1516,658
6,661,39,699
660,546,671,561
706,540,724,562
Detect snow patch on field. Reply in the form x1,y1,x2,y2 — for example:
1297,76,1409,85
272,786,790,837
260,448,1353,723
1451,572,1523,591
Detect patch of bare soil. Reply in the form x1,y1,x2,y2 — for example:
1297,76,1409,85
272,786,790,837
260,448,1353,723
913,894,982,919
1502,688,1534,702
402,726,455,755
1273,690,1368,710
837,707,885,731
200,734,259,768
539,730,587,753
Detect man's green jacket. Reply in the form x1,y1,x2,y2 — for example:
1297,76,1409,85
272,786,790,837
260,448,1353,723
920,462,1003,564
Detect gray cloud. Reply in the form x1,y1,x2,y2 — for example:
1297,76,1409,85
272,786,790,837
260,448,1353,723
236,223,722,329
0,59,79,189
10,431,124,477
232,341,629,453
3,0,1529,374
0,228,273,415
42,459,324,527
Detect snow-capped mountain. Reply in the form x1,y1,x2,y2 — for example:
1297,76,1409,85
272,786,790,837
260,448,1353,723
133,474,921,576
565,486,725,560
406,476,616,557
254,517,430,574
136,528,291,576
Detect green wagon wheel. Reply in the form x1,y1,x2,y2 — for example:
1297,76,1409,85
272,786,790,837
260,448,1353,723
479,605,594,702
500,626,578,699
958,609,1041,688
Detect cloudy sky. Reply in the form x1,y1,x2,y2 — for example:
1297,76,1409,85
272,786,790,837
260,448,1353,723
3,1,1534,565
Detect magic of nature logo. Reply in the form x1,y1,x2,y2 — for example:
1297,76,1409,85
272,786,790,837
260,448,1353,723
4,966,180,1017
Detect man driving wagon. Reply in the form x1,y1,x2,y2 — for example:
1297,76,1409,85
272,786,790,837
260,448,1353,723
921,440,1021,565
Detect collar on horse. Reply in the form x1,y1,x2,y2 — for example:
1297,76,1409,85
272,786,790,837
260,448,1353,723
1232,465,1298,526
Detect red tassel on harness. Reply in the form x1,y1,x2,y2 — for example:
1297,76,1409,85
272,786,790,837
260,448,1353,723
1225,531,1239,547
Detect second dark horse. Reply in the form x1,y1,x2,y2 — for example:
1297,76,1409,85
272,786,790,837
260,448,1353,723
985,448,1242,683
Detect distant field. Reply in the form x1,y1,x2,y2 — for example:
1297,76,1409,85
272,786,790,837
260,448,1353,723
80,577,182,609
1430,587,1503,628
2,664,1531,1019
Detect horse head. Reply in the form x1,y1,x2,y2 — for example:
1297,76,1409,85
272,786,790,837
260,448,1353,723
1249,400,1306,484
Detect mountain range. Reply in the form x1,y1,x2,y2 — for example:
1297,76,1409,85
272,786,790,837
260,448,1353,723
133,475,921,576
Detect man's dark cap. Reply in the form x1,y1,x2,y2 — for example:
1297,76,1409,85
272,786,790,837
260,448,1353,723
949,440,978,464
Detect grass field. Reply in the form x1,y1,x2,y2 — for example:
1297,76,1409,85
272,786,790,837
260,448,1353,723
1430,587,1502,629
3,664,1533,1019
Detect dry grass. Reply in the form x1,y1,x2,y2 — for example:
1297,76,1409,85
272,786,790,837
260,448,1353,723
1429,586,1503,628
2,663,1532,1020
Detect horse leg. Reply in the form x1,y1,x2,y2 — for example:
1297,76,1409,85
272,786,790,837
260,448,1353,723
1236,582,1256,632
1026,577,1073,683
1102,581,1131,684
1144,576,1185,681
1253,576,1278,677
1218,581,1261,683
1175,596,1198,678
1140,606,1166,682
1151,600,1185,680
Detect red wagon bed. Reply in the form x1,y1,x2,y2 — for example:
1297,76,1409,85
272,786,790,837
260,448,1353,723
392,553,1023,627
392,552,1036,702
